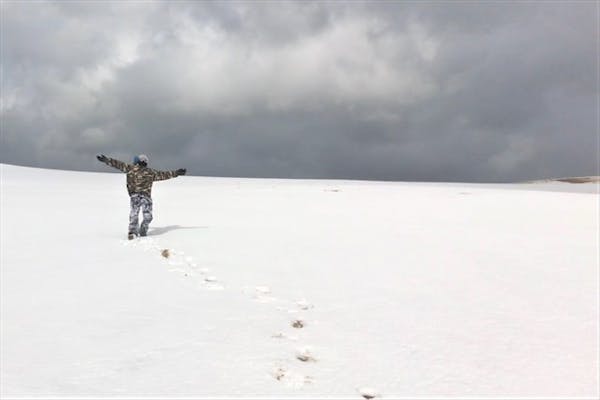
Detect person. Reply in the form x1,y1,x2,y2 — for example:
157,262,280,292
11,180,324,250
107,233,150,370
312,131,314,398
97,154,186,239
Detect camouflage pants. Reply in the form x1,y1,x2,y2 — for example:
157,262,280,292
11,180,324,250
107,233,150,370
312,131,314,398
129,193,153,235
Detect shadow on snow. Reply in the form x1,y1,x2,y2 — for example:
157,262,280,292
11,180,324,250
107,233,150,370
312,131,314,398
148,225,208,236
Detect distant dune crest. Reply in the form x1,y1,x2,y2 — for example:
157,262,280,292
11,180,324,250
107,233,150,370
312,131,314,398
527,176,600,184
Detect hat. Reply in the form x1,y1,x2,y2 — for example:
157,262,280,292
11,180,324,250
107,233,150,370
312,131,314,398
133,154,149,164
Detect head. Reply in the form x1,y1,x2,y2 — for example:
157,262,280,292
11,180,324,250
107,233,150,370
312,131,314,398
133,154,149,167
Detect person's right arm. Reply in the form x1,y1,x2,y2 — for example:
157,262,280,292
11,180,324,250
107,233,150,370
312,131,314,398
96,154,131,172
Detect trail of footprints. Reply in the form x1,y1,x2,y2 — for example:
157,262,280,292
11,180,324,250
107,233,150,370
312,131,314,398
122,236,378,398
123,238,224,290
244,285,318,387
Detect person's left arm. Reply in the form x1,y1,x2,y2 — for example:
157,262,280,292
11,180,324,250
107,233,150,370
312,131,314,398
152,168,186,181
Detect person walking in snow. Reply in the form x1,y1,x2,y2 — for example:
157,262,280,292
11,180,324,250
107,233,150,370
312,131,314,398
96,154,186,239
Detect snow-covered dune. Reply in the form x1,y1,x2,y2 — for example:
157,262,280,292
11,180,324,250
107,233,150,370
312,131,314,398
1,164,598,398
525,176,600,186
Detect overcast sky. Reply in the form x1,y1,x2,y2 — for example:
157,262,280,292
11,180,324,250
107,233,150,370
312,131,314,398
1,1,598,182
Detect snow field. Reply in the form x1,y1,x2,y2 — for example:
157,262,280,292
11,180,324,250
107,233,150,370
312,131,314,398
1,164,598,398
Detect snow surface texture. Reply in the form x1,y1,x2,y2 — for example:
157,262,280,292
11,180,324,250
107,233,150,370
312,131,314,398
1,164,598,398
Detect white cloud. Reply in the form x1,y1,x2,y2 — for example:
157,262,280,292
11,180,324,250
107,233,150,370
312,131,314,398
128,12,440,116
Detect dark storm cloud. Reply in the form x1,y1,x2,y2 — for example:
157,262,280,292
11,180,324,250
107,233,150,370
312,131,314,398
1,1,597,182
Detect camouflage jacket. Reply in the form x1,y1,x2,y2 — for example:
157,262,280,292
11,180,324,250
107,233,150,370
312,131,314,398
101,157,179,197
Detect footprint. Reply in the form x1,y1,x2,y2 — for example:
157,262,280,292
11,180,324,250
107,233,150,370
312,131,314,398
253,286,277,303
271,332,298,341
295,347,317,362
255,286,271,294
271,366,313,387
272,366,286,381
125,239,208,286
291,319,305,329
296,299,314,310
275,299,313,314
358,387,379,399
201,276,224,290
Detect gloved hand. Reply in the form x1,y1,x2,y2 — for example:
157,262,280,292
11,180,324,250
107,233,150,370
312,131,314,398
97,154,108,163
176,168,186,176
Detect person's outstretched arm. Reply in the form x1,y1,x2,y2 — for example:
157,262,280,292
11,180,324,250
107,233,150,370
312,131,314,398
152,168,186,181
96,154,132,172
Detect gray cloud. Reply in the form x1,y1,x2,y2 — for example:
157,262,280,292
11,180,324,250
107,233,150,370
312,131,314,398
1,1,597,182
